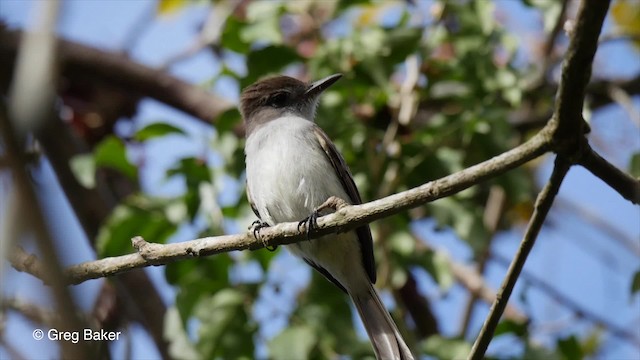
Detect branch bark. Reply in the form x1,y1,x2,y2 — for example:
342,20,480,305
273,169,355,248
468,156,571,360
578,146,640,204
0,28,233,123
553,0,609,138
9,127,552,285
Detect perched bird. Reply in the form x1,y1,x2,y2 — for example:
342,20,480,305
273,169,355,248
241,74,414,360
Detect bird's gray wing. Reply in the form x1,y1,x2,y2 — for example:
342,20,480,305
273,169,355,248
246,180,262,220
312,125,376,284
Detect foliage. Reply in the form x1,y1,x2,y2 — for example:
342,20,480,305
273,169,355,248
79,1,635,358
1,0,637,359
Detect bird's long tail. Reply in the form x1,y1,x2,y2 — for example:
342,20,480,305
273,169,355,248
351,283,414,360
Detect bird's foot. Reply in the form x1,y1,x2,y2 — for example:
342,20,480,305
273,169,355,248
297,196,349,240
249,220,277,251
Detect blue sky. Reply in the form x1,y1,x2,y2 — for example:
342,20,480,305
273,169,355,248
1,1,638,359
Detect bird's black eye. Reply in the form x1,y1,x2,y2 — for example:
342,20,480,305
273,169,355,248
267,92,288,108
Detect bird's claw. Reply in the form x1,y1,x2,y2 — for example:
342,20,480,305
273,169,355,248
297,196,349,240
249,220,276,251
298,211,320,240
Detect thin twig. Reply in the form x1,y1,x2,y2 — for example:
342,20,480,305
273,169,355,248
468,156,571,360
490,252,640,347
459,186,507,337
555,198,640,256
578,145,640,204
411,234,527,323
1,76,90,359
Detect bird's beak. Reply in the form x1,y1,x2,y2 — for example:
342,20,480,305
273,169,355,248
304,74,342,99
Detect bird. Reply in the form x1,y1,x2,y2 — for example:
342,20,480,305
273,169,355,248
241,73,414,360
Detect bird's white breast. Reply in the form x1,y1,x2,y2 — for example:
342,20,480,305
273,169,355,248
245,116,348,225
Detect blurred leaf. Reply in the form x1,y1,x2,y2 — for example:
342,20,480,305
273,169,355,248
418,250,454,291
242,2,284,45
251,247,279,271
167,157,211,187
157,0,189,15
135,122,186,141
356,4,385,27
474,0,495,35
94,135,138,182
164,306,199,360
631,269,640,296
215,108,241,134
221,16,251,53
557,335,584,360
422,335,471,360
581,329,603,357
385,26,423,63
629,152,640,177
69,153,96,189
524,342,561,360
97,197,177,257
294,271,369,357
244,46,302,87
494,319,528,338
213,132,240,164
389,231,415,256
268,325,317,360
429,197,488,250
166,254,233,325
194,288,255,359
611,0,640,48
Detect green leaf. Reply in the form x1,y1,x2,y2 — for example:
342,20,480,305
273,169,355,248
167,157,212,188
429,197,488,249
294,271,368,357
631,270,640,296
557,335,584,360
241,2,283,45
94,135,138,182
96,199,178,257
135,122,186,141
215,108,241,134
221,16,250,53
474,0,495,35
194,288,255,359
164,306,199,360
420,250,454,291
629,152,640,177
524,343,562,360
422,335,472,360
389,231,415,256
69,154,96,188
243,46,302,88
268,325,316,360
494,319,528,338
165,255,234,326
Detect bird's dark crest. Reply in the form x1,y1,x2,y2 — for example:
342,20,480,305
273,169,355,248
240,76,307,120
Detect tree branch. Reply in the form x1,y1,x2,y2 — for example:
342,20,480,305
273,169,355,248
578,145,640,204
1,82,89,359
553,0,610,139
490,253,640,347
468,156,571,360
0,28,233,123
466,1,612,357
9,128,552,285
411,236,527,324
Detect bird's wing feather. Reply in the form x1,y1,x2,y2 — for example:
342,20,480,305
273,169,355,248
312,125,376,284
246,180,262,220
